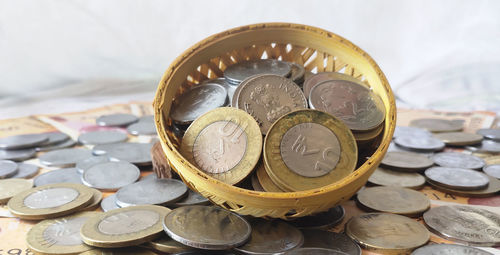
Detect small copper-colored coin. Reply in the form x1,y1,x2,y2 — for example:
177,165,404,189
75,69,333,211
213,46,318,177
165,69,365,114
433,132,483,146
381,151,434,172
409,118,463,133
368,167,426,189
356,186,430,217
303,72,368,100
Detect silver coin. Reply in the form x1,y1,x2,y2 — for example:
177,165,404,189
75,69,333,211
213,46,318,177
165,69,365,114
202,78,236,101
234,218,303,255
388,142,435,157
467,140,500,153
163,205,251,250
34,168,83,186
381,151,434,172
224,59,292,85
0,133,49,150
10,163,39,179
81,161,140,191
301,229,361,255
115,178,187,207
432,152,485,169
170,84,228,125
78,130,128,145
409,118,463,133
96,113,138,127
38,132,70,146
140,173,158,182
483,164,500,179
39,148,93,167
394,135,445,151
127,122,157,136
411,244,493,255
423,205,500,246
0,148,36,161
36,139,77,152
393,126,432,138
425,167,490,190
75,156,118,174
288,206,345,229
477,128,500,142
285,248,349,255
368,167,426,189
289,63,305,84
92,142,153,166
139,115,155,123
0,160,18,179
100,194,120,212
174,189,210,207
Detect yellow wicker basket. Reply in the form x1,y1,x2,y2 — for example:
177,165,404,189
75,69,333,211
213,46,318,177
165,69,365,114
153,23,396,219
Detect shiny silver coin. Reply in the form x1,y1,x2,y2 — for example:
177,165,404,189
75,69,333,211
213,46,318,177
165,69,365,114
388,142,435,158
115,178,187,207
234,218,303,255
96,113,138,127
381,151,434,172
409,118,463,133
425,167,490,191
81,161,140,191
174,189,210,207
202,78,237,102
394,135,445,151
100,194,120,212
0,148,36,161
301,229,361,255
39,148,93,167
34,168,83,187
423,205,500,246
0,133,49,150
483,164,500,179
127,122,157,136
163,205,251,250
92,142,153,166
467,140,500,153
78,130,128,145
0,160,18,179
394,126,432,138
411,244,493,255
285,248,349,255
477,128,500,142
288,206,345,229
75,156,118,174
224,59,292,85
432,152,485,170
36,139,76,152
170,84,228,125
139,115,154,123
37,132,70,146
11,163,39,179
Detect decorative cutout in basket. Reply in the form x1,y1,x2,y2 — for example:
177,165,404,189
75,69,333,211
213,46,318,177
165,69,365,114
153,23,396,219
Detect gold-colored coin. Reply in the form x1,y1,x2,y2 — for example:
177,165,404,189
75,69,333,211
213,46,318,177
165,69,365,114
433,132,483,146
7,183,93,220
256,163,284,192
26,211,100,255
80,205,171,248
353,123,384,144
80,247,157,255
141,235,194,254
264,109,357,191
82,188,103,211
251,172,265,192
0,178,33,204
345,213,430,254
368,167,426,190
180,107,262,185
427,175,500,198
356,186,430,217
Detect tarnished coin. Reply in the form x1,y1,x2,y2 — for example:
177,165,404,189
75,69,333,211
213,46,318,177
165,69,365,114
100,194,120,212
76,155,118,174
36,139,77,152
80,247,157,255
394,135,445,151
236,74,307,134
163,205,251,250
303,72,368,100
467,140,500,153
301,230,361,255
0,133,49,150
425,167,490,190
224,59,292,85
0,178,33,204
289,63,306,84
432,152,485,169
96,113,138,127
381,151,434,172
174,189,210,207
81,205,171,248
264,110,357,191
411,244,493,255
285,248,349,255
434,132,483,146
368,167,426,189
234,218,303,255
394,126,432,138
10,163,39,179
82,188,103,211
251,172,265,192
78,130,128,145
409,118,463,133
34,168,83,187
309,79,385,132
202,78,237,102
93,142,153,166
0,159,18,179
0,147,36,161
115,178,187,207
288,206,345,229
26,211,100,255
39,148,93,167
142,235,194,254
257,163,284,192
7,183,93,219
483,164,500,179
82,161,140,191
477,128,500,142
423,205,500,246
171,84,228,125
427,174,500,198
345,213,430,253
127,121,157,136
356,186,430,217
180,107,262,185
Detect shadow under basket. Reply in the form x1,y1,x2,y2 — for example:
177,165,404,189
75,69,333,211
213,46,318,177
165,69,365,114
153,23,396,219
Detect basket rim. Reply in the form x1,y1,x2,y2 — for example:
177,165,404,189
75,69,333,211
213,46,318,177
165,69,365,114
154,22,396,200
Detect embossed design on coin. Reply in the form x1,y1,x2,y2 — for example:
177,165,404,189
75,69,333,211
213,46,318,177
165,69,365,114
425,167,490,190
24,188,79,209
44,217,89,245
303,72,367,100
98,210,160,235
432,152,485,170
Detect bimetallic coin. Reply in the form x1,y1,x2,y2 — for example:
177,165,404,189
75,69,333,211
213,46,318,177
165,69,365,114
303,72,368,100
345,213,430,253
0,160,18,179
82,188,103,211
34,168,83,187
78,130,128,145
425,167,490,190
434,132,483,146
82,161,140,191
288,206,345,229
368,167,426,189
174,189,210,207
285,248,349,255
0,178,33,204
127,121,157,136
483,164,500,179
163,205,251,250
467,140,500,153
0,147,36,161
142,235,194,254
224,59,292,85
381,151,434,172
115,178,187,207
236,74,307,134
423,205,500,246
93,142,153,166
76,155,118,174
10,163,39,179
234,218,303,255
301,230,361,255
80,205,171,248
171,84,228,125
0,133,49,150
394,126,432,139
427,174,500,198
36,139,77,152
96,113,138,127
80,247,157,255
26,211,100,255
39,148,93,167
411,244,493,255
410,118,463,133
356,186,430,217
100,194,120,212
432,152,485,169
394,135,445,151
477,128,500,142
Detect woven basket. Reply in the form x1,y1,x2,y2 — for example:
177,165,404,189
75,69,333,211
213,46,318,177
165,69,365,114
153,23,396,219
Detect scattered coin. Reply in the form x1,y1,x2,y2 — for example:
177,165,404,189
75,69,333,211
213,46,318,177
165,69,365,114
288,205,345,229
39,148,93,167
356,186,430,217
224,59,291,85
93,142,153,166
174,189,210,207
423,205,500,246
76,155,118,174
393,126,432,138
427,174,500,198
345,213,429,253
425,167,490,190
80,205,171,248
467,140,500,153
10,163,39,179
82,188,103,211
433,132,483,146
477,128,500,142
301,229,361,255
100,194,120,212
115,178,187,207
34,168,83,187
303,72,367,100
409,118,463,133
0,159,18,179
368,167,426,189
163,205,251,250
26,211,100,255
0,133,49,150
80,247,158,255
0,178,33,204
285,248,350,255
35,138,77,152
394,135,445,151
432,151,485,170
139,115,154,123
142,235,194,254
0,147,36,161
380,151,434,172
411,243,494,255
483,164,500,179
127,121,157,136
38,132,70,146
96,113,138,127
78,130,128,145
82,161,140,191
387,142,435,157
